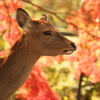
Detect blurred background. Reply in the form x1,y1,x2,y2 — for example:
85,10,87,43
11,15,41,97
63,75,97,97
0,0,100,100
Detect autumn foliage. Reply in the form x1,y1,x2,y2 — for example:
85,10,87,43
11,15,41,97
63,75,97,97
0,0,23,56
0,0,100,100
66,0,100,83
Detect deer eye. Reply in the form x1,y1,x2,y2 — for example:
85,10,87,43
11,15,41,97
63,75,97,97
44,31,51,35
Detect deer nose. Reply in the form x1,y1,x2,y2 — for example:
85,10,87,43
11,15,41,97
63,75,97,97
71,43,77,50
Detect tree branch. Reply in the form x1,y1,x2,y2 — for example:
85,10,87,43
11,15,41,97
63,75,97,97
77,73,84,100
21,0,78,29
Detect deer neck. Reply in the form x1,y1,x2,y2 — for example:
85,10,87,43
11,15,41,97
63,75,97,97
0,34,40,100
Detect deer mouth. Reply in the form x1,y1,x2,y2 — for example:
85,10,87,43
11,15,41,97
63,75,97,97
63,50,74,55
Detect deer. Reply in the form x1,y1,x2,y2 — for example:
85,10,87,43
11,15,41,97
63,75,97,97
0,8,76,100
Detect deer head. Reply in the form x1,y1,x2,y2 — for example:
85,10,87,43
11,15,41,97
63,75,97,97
17,8,76,56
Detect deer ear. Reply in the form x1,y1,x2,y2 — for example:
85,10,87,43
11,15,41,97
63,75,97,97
17,8,32,30
39,14,47,21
